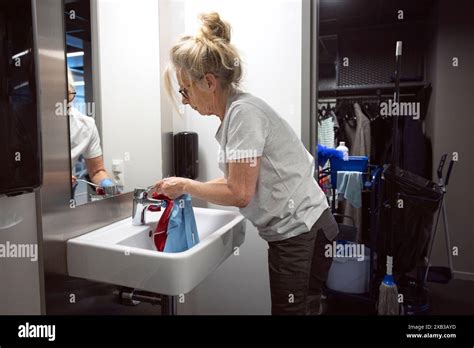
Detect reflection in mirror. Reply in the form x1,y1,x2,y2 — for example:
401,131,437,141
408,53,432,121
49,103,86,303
62,0,164,208
65,0,118,205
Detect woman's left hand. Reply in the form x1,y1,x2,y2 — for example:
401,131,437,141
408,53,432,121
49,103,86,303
153,177,190,199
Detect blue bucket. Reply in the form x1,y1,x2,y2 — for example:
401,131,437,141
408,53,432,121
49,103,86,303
330,156,369,187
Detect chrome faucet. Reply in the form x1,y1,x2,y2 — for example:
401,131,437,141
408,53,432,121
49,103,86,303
132,188,164,226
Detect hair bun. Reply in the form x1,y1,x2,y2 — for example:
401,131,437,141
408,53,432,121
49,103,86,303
198,12,231,43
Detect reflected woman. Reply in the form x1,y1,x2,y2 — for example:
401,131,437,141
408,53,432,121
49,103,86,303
67,69,114,191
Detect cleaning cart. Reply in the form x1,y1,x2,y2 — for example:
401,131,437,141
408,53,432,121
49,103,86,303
317,41,454,315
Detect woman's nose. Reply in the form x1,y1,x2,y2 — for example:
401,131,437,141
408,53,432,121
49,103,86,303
181,96,189,105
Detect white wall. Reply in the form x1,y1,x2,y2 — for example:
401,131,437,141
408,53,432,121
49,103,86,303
158,0,185,178
94,0,163,192
159,0,303,314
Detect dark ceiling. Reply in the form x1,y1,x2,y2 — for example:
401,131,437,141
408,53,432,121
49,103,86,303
320,0,435,35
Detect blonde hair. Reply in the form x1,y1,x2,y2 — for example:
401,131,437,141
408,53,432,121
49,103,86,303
164,12,243,105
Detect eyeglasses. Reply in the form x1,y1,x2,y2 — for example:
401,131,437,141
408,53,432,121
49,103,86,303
178,75,207,100
178,76,204,100
178,87,189,100
68,90,77,102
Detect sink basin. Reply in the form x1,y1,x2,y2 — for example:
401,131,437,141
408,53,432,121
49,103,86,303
67,207,246,295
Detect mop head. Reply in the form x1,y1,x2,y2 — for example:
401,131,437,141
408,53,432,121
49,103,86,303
377,274,399,315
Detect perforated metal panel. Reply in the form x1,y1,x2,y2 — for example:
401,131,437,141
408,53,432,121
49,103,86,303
337,26,425,88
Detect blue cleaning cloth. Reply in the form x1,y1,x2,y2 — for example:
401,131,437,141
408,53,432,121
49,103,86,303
336,171,364,208
317,144,344,167
163,194,200,253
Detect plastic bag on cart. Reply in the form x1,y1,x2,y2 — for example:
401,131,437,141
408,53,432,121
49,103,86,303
376,165,443,277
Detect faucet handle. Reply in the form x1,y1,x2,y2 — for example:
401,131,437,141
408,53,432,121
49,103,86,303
132,188,167,226
133,188,150,200
133,188,169,206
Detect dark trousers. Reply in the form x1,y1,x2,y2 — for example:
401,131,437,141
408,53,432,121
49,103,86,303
267,209,338,315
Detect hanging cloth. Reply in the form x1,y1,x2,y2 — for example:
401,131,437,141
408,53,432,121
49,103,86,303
318,116,336,149
163,194,200,253
343,102,371,158
339,103,372,241
152,194,174,252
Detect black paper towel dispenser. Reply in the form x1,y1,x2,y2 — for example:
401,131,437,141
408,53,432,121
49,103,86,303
0,0,42,196
174,132,198,179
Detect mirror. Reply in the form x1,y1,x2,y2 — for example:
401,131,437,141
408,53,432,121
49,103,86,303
65,0,105,205
63,0,163,206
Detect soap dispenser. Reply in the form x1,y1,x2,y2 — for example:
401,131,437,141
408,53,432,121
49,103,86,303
174,132,199,179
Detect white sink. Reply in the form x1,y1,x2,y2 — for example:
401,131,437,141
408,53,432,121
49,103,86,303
67,207,246,295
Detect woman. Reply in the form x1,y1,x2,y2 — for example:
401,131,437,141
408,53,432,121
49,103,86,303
156,12,339,315
67,69,113,190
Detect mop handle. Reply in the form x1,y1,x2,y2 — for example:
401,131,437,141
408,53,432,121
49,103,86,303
392,41,402,168
386,255,394,276
388,41,402,261
396,41,402,56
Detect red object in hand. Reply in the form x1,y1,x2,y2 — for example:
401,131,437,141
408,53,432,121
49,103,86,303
152,194,173,251
148,191,164,212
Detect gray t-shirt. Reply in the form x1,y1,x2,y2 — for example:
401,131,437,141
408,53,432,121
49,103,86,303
215,91,331,242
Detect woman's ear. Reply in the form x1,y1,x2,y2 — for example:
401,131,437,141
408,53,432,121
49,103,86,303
204,73,218,92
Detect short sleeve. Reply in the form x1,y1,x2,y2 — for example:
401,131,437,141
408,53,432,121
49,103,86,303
225,104,268,161
83,121,103,159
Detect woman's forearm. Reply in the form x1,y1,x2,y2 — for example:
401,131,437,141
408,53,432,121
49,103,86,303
184,179,240,206
206,177,227,184
90,170,109,185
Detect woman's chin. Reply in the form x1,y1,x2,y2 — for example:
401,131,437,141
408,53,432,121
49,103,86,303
192,107,212,116
196,110,210,116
